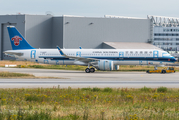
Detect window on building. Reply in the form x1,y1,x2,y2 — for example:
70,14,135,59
159,43,163,45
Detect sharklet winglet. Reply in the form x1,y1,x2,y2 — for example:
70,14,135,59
57,46,65,56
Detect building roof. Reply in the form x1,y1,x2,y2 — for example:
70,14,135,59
103,42,162,50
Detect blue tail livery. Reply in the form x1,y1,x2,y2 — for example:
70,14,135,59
7,26,34,50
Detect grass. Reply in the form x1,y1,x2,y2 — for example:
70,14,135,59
1,60,179,72
140,86,152,92
26,65,87,71
157,87,168,92
0,87,178,119
0,71,34,78
0,71,63,79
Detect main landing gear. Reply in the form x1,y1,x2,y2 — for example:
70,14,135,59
85,68,95,73
85,63,95,73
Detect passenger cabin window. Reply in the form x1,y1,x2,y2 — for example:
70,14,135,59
130,51,133,54
144,51,147,54
140,51,143,54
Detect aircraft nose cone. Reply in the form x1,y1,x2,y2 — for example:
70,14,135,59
175,58,178,61
171,56,177,62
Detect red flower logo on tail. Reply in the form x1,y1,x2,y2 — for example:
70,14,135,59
11,36,22,46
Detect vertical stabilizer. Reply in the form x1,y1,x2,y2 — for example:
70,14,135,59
7,26,34,50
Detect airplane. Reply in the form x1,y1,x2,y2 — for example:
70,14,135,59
4,26,177,73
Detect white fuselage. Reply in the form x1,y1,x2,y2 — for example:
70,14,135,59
5,48,176,66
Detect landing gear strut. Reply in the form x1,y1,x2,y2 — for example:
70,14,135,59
85,63,95,73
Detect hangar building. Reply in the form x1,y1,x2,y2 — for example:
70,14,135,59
0,14,151,60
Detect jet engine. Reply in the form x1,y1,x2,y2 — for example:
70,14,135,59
93,60,113,71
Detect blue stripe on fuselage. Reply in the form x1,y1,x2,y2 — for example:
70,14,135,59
39,56,176,62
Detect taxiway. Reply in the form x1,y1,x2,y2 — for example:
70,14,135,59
0,67,178,88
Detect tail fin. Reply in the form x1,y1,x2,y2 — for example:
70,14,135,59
7,26,34,50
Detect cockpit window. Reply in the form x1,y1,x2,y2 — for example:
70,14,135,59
162,52,171,57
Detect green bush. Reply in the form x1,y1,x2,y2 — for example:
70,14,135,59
130,65,134,68
4,110,51,120
92,87,101,92
140,86,152,92
81,88,92,91
121,90,125,96
157,87,167,92
103,87,113,92
25,111,51,120
17,65,21,68
25,94,49,102
29,65,44,68
68,113,79,120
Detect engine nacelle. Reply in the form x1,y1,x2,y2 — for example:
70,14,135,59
96,60,114,71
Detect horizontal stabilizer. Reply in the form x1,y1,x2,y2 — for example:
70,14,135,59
4,51,24,56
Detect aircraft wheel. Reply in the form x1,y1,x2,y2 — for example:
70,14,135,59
161,70,166,74
90,68,95,73
85,68,90,73
146,70,149,73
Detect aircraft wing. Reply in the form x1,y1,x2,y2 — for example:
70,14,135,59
57,46,99,62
